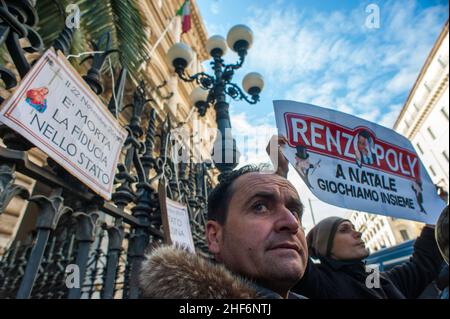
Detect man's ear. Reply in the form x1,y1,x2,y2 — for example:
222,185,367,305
206,220,223,256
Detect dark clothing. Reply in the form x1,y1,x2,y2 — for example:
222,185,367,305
436,264,449,291
252,284,307,299
437,263,449,299
293,226,443,299
418,263,449,298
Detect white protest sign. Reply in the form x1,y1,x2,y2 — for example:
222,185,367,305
165,198,195,253
0,49,127,200
274,100,446,224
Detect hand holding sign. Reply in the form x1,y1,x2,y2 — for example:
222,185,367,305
266,135,290,178
274,100,446,224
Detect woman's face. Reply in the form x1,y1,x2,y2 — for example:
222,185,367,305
331,221,370,260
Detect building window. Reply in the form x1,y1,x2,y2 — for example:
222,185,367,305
416,143,424,155
442,107,449,120
404,120,410,129
443,151,449,163
427,127,436,140
438,55,448,68
400,230,410,241
429,165,437,177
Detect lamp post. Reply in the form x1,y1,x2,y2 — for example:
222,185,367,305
167,25,264,175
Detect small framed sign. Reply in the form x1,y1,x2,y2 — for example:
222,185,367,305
159,180,196,253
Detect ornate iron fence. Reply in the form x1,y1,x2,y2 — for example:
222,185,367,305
0,0,213,299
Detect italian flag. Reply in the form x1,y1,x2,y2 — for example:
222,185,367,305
177,0,191,34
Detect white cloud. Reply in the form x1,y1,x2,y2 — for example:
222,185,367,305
230,111,277,166
203,20,226,36
242,0,447,124
378,103,403,129
210,1,220,15
386,69,419,95
357,108,381,123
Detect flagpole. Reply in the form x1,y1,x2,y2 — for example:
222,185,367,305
141,1,190,69
143,16,177,64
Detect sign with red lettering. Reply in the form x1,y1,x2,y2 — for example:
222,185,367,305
274,100,445,224
0,49,127,200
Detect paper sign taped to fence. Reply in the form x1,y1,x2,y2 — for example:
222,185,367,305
165,198,195,253
274,100,446,224
0,49,127,200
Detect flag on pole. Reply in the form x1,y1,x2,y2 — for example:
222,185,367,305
176,0,191,34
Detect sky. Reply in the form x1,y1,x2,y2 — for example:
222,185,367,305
194,0,449,232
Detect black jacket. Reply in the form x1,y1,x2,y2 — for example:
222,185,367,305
293,226,443,299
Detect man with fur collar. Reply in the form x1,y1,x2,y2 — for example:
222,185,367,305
140,165,308,299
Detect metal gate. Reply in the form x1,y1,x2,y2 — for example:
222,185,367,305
0,0,213,299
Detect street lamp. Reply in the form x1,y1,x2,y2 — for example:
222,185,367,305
167,24,264,175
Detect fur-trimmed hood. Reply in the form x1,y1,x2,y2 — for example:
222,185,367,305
139,246,302,299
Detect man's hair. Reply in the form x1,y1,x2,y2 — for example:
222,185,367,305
359,130,372,142
207,165,261,225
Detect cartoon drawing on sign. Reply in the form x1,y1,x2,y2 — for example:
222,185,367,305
354,129,376,168
295,145,321,189
411,176,426,214
25,87,49,113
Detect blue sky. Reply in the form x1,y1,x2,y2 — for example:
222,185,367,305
195,0,449,230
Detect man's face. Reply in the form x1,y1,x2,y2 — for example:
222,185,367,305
331,221,370,260
206,173,308,296
357,135,369,155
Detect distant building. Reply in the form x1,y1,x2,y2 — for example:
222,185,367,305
347,21,449,253
393,20,449,194
347,211,423,253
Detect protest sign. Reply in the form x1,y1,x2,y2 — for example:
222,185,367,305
0,49,127,200
159,181,196,253
274,100,446,224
